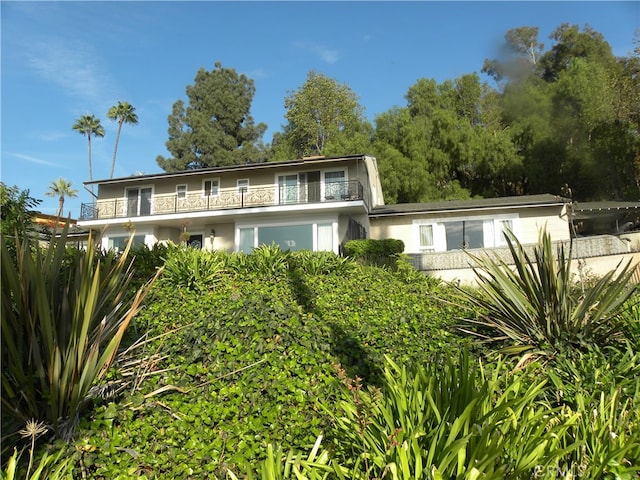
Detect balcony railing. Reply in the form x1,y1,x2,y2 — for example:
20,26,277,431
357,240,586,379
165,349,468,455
80,180,364,221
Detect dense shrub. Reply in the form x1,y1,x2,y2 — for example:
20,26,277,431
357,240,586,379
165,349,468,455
306,264,466,383
11,243,638,478
343,238,405,267
74,277,339,477
66,248,463,477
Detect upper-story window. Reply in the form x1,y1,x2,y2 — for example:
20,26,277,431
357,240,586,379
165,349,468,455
237,179,249,194
203,178,220,197
126,186,152,217
324,170,346,199
176,184,187,200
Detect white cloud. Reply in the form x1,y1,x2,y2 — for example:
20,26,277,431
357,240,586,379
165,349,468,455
294,41,340,64
22,37,115,106
4,151,65,168
39,131,69,142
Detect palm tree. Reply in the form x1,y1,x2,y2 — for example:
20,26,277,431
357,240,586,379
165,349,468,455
45,178,78,232
72,114,105,197
107,101,138,178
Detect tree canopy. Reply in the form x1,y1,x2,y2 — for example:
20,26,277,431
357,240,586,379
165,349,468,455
371,24,639,202
157,62,267,171
270,71,371,161
153,25,639,202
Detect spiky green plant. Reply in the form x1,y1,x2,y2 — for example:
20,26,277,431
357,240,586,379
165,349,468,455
227,436,339,480
1,446,73,480
458,229,639,356
1,226,160,441
555,388,640,478
323,352,577,479
161,243,227,291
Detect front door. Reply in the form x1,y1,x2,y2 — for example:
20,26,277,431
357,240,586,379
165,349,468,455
187,234,203,249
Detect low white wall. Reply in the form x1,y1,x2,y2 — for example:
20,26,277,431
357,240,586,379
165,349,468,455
410,234,640,286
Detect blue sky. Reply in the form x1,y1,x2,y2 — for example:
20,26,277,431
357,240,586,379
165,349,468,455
1,1,638,216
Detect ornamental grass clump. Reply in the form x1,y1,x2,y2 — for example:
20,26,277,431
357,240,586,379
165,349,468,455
238,353,578,479
1,226,160,442
324,352,575,479
458,229,639,356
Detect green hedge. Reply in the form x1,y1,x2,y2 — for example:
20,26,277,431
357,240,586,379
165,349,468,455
343,238,405,265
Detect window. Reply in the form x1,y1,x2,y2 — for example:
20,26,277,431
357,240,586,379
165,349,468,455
126,187,152,216
419,225,435,251
324,171,346,199
495,219,514,246
278,174,298,204
176,184,187,200
317,224,333,252
203,179,219,197
238,222,335,253
108,235,145,253
239,227,255,253
445,220,484,250
237,179,249,194
415,216,518,252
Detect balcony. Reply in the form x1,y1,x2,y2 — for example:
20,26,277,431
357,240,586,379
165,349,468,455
80,180,365,221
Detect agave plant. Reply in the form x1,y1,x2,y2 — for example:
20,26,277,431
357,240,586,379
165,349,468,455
1,225,161,441
458,229,639,356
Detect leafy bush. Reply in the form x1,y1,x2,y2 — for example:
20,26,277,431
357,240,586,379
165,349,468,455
73,277,340,477
1,227,159,441
238,353,582,479
232,243,291,277
457,229,639,356
128,242,169,291
343,238,405,268
308,265,465,383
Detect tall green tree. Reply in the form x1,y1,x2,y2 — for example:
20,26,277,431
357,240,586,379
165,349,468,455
0,183,41,239
107,101,138,178
540,23,616,82
72,114,105,197
272,71,370,160
373,73,522,202
482,26,544,83
482,23,639,200
157,62,267,171
45,177,78,219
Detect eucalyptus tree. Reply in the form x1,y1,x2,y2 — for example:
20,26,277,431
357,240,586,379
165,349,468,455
273,71,369,160
45,177,78,219
482,26,544,84
157,62,267,171
107,101,138,178
72,114,105,197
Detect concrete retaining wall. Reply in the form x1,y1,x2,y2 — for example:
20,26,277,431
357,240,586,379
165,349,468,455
408,233,640,285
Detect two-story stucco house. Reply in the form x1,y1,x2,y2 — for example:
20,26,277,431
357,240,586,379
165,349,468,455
78,154,384,254
77,153,639,282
